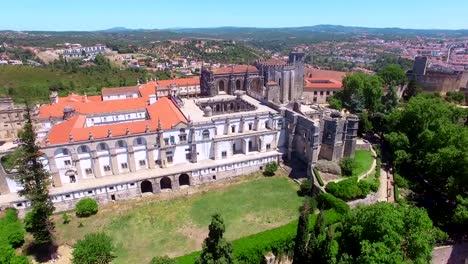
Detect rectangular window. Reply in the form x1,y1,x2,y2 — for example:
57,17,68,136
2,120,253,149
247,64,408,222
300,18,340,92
166,151,173,155
103,165,111,171
170,136,175,144
326,91,330,95
64,160,71,166
167,156,173,164
136,138,142,145
186,153,191,160
85,168,93,174
87,190,93,194
139,160,146,166
222,151,227,159
164,138,169,145
231,126,236,133
320,91,324,95
266,144,271,151
248,123,253,130
121,163,128,169
179,134,187,142
314,91,317,95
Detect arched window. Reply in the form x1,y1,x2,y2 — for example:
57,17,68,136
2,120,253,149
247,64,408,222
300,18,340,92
218,80,225,92
236,79,241,90
202,129,210,139
97,143,108,151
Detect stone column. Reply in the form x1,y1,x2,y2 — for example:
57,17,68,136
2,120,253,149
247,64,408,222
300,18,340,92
71,153,84,180
254,116,260,131
110,149,119,175
172,175,179,191
91,152,102,178
128,146,137,172
147,147,156,169
213,141,218,160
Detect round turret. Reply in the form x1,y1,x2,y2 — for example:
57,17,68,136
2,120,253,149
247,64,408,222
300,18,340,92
203,105,213,117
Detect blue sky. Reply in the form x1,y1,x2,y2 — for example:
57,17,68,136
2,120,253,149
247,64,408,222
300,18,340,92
2,0,468,31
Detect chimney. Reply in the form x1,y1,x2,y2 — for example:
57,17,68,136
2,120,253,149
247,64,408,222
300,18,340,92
107,129,112,138
49,91,59,104
149,94,157,105
82,93,88,102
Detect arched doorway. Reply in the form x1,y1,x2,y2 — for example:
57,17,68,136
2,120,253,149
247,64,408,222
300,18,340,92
179,174,190,186
160,177,172,190
141,180,153,193
218,80,225,92
236,79,241,90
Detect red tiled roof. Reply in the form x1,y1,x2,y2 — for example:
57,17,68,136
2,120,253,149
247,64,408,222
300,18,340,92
305,68,348,82
101,85,139,96
44,97,187,145
259,58,287,66
211,65,258,75
138,81,157,99
304,78,342,90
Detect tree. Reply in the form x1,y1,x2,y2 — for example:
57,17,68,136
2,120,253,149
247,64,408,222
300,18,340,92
446,91,465,104
14,106,55,245
72,232,115,264
377,64,407,87
340,158,355,177
196,214,234,264
382,86,399,112
293,200,310,264
338,203,443,264
403,78,422,101
341,73,383,114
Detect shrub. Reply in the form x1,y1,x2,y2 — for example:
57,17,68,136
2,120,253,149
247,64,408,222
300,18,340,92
299,179,313,196
317,193,350,214
340,158,355,177
326,177,363,201
375,159,382,179
394,185,401,203
72,232,114,264
264,162,278,176
150,256,176,264
313,167,324,187
0,208,25,248
62,213,71,224
75,198,98,217
394,173,410,189
23,211,33,232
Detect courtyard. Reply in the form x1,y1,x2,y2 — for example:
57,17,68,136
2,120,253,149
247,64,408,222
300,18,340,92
52,174,303,264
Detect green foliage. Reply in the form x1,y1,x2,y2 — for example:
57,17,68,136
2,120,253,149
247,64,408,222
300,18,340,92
357,112,373,135
75,198,99,217
446,91,465,104
316,193,350,214
313,167,324,187
0,240,30,264
377,64,407,86
0,208,25,248
382,86,399,112
62,213,71,224
341,73,384,113
393,173,410,189
264,162,278,176
72,232,115,264
394,185,401,203
340,158,355,177
0,147,24,171
338,203,440,264
150,256,176,264
327,93,343,110
372,54,414,72
452,195,468,227
293,201,310,264
326,177,373,201
196,214,234,264
403,78,422,101
299,179,313,197
13,108,55,245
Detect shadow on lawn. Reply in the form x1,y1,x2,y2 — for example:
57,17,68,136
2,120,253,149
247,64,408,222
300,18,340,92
24,241,59,263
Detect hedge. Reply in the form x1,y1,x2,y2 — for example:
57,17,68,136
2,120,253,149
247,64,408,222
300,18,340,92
394,185,401,203
174,213,333,264
316,192,350,214
313,167,324,187
325,176,377,201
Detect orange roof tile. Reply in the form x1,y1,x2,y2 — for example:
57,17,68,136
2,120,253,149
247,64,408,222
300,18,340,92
138,81,157,99
211,65,258,75
304,78,342,90
44,97,187,145
305,68,348,82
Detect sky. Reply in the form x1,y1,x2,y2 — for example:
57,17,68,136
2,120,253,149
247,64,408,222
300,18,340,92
2,0,468,31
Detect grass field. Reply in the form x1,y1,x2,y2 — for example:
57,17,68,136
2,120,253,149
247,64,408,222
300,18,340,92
53,175,303,264
352,150,374,177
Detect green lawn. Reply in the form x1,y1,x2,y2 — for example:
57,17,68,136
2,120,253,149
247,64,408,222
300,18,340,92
53,175,303,264
352,150,374,177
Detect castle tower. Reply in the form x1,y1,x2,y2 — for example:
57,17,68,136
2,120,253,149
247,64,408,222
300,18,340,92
343,115,359,158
